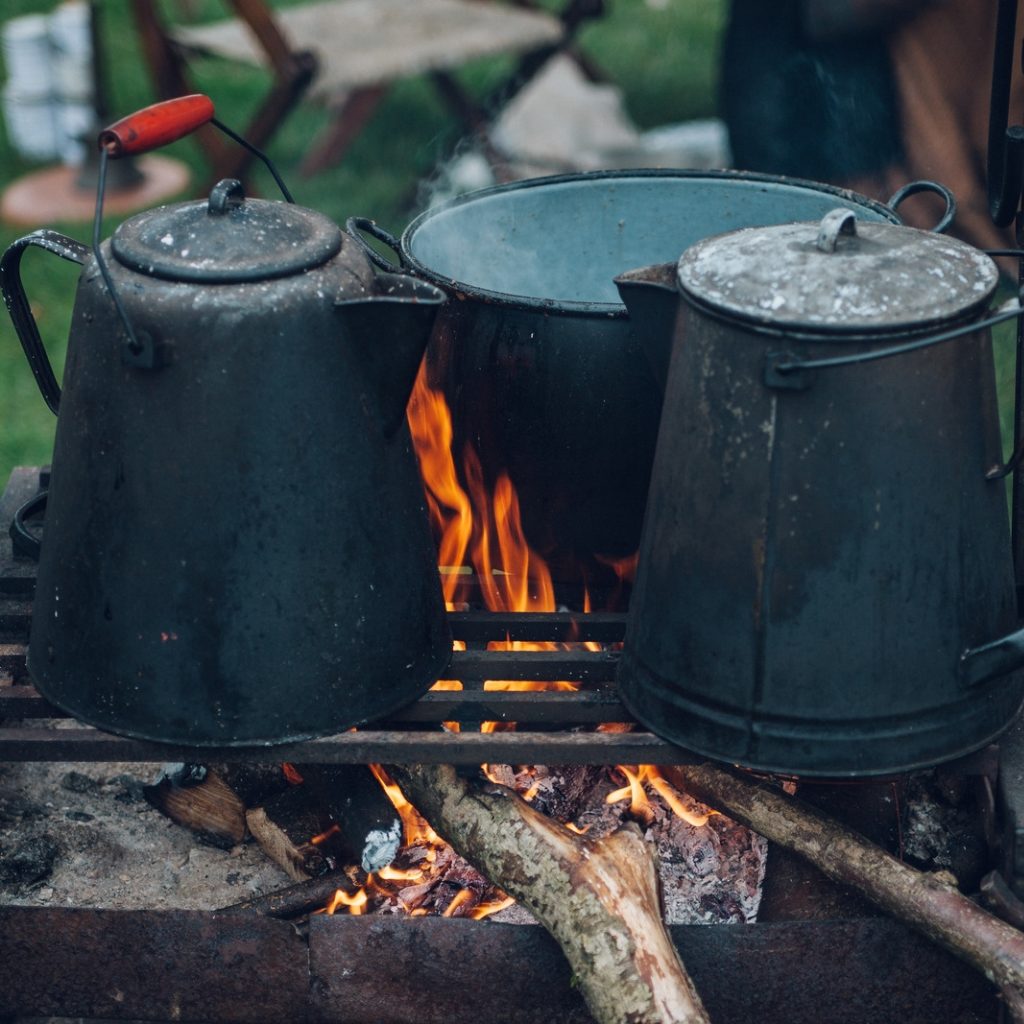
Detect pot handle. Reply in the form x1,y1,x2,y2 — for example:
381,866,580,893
100,94,296,203
99,94,214,158
345,217,408,274
0,229,89,416
765,297,1024,391
9,489,46,560
886,180,957,234
961,624,1024,688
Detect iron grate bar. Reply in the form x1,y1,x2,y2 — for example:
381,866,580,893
0,725,691,766
448,610,626,643
0,684,628,724
0,467,658,764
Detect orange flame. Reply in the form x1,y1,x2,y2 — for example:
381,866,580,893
442,888,475,917
369,763,440,849
606,764,648,819
376,864,426,883
606,765,712,828
322,888,368,916
315,365,702,922
406,364,473,608
470,895,516,920
310,823,341,846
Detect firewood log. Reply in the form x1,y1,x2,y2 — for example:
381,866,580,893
221,873,358,919
143,763,296,849
210,763,294,807
389,763,710,1024
245,785,338,882
665,762,1024,1019
143,766,246,849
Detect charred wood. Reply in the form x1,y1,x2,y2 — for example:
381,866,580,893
142,765,246,849
298,764,402,873
245,784,341,882
211,763,294,808
147,760,400,878
221,872,357,919
390,763,710,1024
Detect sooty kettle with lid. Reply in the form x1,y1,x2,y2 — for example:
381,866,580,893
0,97,451,745
616,208,1024,776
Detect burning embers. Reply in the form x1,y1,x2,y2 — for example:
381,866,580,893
318,763,516,921
314,366,743,922
316,761,762,925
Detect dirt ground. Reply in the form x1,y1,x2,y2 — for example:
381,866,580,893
0,758,291,912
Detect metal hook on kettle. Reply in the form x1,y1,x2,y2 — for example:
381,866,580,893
91,95,296,366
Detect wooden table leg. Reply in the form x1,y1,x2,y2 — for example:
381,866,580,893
299,85,389,177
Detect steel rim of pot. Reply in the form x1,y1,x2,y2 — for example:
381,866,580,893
394,169,909,317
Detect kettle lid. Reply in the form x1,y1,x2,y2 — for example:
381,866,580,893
110,179,343,283
676,209,999,334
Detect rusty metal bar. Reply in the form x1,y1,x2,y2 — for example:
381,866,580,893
0,907,999,1023
449,648,618,682
0,643,25,677
0,683,628,724
0,631,624,692
0,598,30,635
0,906,309,1023
0,723,689,765
449,609,626,642
0,569,33,598
0,609,624,648
0,646,624,682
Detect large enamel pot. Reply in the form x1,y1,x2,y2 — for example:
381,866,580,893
0,101,452,746
616,209,1024,777
349,171,945,578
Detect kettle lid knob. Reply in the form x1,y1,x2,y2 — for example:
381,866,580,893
207,179,245,216
815,209,857,253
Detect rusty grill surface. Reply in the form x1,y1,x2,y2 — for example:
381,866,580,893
0,467,1007,1022
0,466,692,764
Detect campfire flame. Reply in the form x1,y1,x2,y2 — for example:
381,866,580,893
320,363,705,920
323,887,368,916
606,765,712,828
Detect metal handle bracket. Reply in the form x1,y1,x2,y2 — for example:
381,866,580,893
345,217,406,273
765,298,1024,391
816,209,857,252
0,230,89,415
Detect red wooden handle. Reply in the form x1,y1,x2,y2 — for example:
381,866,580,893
98,94,215,158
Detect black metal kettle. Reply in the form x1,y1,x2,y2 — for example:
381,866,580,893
616,208,1024,776
0,98,451,745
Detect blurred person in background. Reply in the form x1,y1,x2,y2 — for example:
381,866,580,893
720,0,1024,252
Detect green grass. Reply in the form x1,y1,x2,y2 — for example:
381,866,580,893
0,0,725,481
5,0,1019,489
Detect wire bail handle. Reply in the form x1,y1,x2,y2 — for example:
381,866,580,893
93,95,295,367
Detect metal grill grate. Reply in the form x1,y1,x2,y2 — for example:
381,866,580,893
0,466,692,765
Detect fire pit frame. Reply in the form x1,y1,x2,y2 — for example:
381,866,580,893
0,467,1007,1022
0,466,696,765
0,907,1001,1024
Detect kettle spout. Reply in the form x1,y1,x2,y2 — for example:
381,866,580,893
336,271,446,438
614,263,680,393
